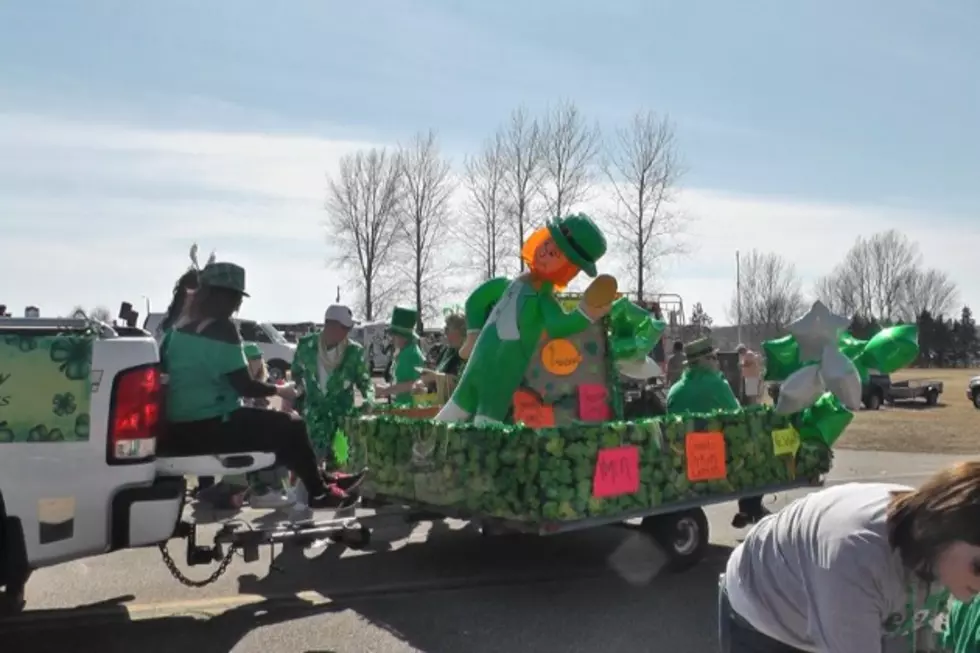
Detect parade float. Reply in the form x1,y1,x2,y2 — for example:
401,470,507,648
336,214,919,571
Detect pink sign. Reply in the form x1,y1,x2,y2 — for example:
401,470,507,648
578,384,610,421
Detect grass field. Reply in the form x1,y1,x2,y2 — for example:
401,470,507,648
832,368,979,454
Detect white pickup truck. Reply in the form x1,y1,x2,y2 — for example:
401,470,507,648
0,318,364,616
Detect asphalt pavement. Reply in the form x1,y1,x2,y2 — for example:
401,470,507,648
0,450,969,653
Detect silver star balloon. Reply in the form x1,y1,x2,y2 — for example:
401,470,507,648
775,301,862,414
786,300,850,363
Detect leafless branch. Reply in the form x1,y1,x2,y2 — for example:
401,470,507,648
397,130,458,331
602,110,687,302
727,250,806,343
325,148,404,321
499,107,545,271
538,100,601,220
458,128,513,280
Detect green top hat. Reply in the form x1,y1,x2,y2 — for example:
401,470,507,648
546,213,607,277
243,342,263,360
199,262,249,297
684,337,717,361
388,306,418,338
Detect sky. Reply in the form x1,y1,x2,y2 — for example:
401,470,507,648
1,0,977,326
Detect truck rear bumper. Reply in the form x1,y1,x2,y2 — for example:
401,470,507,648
110,477,186,551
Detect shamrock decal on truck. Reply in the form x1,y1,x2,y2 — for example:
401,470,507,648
27,424,66,442
4,334,38,353
49,336,92,381
52,392,77,416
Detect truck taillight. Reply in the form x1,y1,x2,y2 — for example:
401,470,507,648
109,365,160,462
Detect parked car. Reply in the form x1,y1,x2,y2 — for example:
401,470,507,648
968,375,980,409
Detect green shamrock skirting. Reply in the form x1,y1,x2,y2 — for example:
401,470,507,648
341,405,833,524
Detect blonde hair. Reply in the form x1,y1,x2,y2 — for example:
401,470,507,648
248,358,269,382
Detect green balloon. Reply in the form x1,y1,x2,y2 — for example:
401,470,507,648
608,297,665,361
860,325,919,374
762,335,801,382
798,392,853,448
838,332,868,360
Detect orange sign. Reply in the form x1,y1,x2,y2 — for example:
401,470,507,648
512,389,556,428
540,338,582,376
685,431,727,482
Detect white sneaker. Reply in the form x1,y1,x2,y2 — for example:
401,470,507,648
247,488,297,509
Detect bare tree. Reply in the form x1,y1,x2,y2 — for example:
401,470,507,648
813,230,957,322
603,110,686,302
325,148,404,321
460,129,512,280
728,250,805,343
500,107,544,271
68,305,112,322
901,267,958,321
538,100,601,220
398,130,456,332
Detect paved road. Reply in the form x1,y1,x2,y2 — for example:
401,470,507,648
1,450,969,653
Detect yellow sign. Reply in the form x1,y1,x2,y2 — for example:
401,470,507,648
541,339,582,376
413,393,439,406
772,427,801,457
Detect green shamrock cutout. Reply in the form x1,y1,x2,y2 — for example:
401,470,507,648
52,392,77,416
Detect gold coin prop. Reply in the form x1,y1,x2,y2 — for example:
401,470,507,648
583,274,618,308
541,338,583,376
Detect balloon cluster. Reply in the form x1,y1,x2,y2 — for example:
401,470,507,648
607,297,665,363
762,301,919,446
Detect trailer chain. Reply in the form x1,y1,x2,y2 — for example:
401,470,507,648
157,540,237,588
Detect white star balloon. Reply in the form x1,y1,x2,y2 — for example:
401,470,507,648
787,300,850,363
820,343,863,410
775,364,825,414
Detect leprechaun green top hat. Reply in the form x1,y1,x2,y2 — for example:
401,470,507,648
546,213,607,277
199,262,249,297
388,306,418,338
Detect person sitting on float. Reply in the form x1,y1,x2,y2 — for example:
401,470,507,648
720,461,980,652
375,306,426,405
666,337,768,527
290,304,374,464
158,261,364,510
155,244,216,344
419,311,466,399
435,213,614,424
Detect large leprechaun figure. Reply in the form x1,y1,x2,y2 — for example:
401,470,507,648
435,213,615,425
291,304,374,459
375,306,426,405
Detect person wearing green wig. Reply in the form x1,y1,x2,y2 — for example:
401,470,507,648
374,306,425,405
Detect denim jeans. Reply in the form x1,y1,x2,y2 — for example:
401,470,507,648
718,575,805,653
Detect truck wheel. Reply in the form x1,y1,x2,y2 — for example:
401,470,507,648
865,392,882,411
0,569,29,618
641,507,709,573
925,389,939,406
973,390,980,409
267,360,289,383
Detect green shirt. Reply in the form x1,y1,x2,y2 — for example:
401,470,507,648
392,342,424,405
941,599,980,653
163,319,249,422
666,365,740,414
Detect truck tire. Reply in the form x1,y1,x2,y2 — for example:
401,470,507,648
925,389,939,406
973,389,980,409
267,359,289,382
865,391,882,411
640,507,709,573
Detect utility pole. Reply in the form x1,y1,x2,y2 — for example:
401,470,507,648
336,285,340,303
736,250,742,345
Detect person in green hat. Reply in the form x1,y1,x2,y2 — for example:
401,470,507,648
290,304,374,462
159,261,364,510
375,306,426,405
666,337,767,526
435,213,614,424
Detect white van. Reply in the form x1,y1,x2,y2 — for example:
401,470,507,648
143,313,296,381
